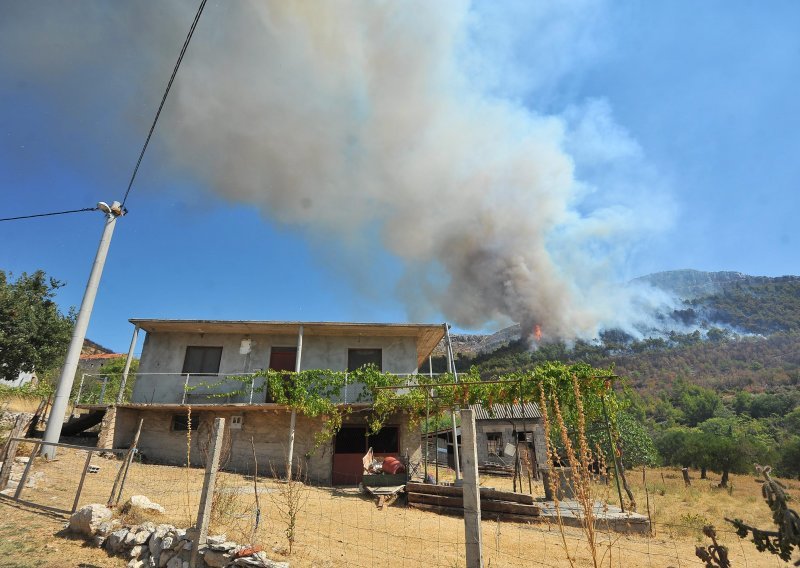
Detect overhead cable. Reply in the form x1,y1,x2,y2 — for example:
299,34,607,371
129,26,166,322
0,207,96,223
121,0,208,208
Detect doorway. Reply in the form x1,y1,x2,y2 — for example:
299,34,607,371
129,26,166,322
332,426,399,485
267,347,297,402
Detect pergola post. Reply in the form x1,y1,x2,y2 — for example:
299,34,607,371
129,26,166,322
286,324,303,479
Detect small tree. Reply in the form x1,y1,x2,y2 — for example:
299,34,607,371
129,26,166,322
0,271,74,382
270,460,310,555
697,417,772,487
778,436,800,480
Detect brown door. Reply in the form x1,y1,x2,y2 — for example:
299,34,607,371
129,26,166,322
267,347,297,402
269,347,297,372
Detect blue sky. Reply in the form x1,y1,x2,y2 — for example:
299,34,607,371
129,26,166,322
1,1,798,352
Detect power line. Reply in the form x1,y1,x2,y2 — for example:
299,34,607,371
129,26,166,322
4,1,208,224
121,0,208,208
0,207,96,223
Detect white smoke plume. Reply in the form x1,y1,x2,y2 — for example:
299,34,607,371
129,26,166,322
0,1,673,339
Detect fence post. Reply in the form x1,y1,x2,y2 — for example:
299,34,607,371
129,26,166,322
108,418,144,507
459,408,483,568
190,417,225,568
0,415,31,491
72,450,95,513
14,440,43,499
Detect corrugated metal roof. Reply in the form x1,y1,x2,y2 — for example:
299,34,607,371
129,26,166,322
469,402,541,420
80,353,125,360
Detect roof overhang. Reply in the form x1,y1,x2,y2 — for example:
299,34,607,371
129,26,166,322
129,319,445,368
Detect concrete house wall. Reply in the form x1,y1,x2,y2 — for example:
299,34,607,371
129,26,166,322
99,320,444,485
112,406,421,484
132,331,419,404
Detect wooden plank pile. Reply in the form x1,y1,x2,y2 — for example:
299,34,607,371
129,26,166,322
478,462,514,477
405,482,541,523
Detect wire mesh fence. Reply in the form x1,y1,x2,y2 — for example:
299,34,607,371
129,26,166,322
1,436,790,567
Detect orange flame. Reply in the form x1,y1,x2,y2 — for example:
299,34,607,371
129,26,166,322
534,324,542,342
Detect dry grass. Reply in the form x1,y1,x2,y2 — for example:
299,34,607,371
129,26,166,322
2,447,797,567
0,397,42,414
0,500,125,568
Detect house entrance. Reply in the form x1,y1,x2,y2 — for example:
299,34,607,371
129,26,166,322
267,347,297,403
332,426,399,485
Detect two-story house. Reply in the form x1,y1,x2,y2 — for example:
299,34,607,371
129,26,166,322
95,319,445,485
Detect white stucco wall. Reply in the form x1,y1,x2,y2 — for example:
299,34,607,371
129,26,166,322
7,371,36,388
131,331,419,404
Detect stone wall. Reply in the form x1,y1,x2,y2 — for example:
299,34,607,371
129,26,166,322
68,501,288,567
96,406,117,449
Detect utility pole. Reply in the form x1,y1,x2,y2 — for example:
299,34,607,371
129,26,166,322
42,201,124,458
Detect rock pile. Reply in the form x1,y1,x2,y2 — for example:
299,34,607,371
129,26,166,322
68,503,288,568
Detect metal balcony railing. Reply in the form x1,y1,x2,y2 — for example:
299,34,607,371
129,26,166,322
73,371,445,406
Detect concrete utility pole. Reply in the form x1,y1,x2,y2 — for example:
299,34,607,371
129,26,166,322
42,201,124,458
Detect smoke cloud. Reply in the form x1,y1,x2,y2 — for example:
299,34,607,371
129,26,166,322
0,1,673,339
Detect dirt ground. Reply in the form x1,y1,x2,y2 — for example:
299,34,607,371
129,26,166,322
1,443,796,567
0,500,125,568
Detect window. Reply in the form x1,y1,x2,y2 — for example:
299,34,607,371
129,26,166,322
172,414,200,431
517,431,533,443
334,427,368,454
347,348,382,372
486,432,503,456
182,346,223,375
368,427,399,454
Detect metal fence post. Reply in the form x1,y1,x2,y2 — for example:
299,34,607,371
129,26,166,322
459,408,483,568
14,440,43,500
190,417,225,568
99,376,108,404
75,374,86,407
72,450,95,513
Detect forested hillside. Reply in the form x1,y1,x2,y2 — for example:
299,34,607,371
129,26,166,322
435,270,800,478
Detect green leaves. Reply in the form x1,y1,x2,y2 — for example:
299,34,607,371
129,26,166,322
0,270,74,382
217,362,631,455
